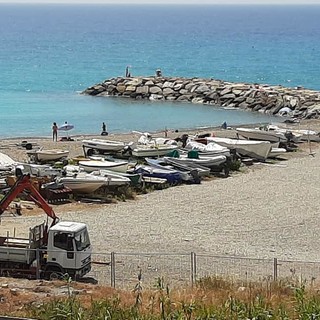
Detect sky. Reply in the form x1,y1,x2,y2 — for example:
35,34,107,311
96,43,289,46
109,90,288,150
0,0,319,4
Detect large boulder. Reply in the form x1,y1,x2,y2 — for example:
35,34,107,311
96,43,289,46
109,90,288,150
163,88,174,96
136,86,149,94
149,86,162,94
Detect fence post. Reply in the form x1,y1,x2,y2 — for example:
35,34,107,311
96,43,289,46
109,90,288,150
273,258,278,281
191,252,197,287
111,252,116,288
36,249,40,279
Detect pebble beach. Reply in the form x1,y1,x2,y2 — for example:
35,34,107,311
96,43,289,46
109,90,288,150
0,120,320,264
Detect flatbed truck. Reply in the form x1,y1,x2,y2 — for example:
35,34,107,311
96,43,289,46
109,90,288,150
0,172,91,279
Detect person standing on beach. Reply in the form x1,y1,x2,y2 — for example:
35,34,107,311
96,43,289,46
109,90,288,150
101,122,108,136
52,122,58,141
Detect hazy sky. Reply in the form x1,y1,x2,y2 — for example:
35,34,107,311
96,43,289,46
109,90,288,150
0,0,319,4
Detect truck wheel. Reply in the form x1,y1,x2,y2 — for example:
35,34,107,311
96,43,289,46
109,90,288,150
50,272,69,281
43,266,63,280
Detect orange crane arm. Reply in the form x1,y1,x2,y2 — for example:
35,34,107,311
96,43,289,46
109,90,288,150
0,174,58,225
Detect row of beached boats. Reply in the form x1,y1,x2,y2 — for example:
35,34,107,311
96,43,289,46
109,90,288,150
0,124,318,196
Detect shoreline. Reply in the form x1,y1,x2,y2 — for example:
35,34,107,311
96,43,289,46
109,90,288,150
0,120,284,142
1,119,318,164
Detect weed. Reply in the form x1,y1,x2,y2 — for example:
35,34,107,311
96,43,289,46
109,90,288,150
229,159,242,171
25,278,320,320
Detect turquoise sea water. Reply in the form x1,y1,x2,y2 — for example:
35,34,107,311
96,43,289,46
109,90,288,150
0,4,319,138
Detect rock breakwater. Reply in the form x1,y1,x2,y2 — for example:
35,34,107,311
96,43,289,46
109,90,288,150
83,76,320,119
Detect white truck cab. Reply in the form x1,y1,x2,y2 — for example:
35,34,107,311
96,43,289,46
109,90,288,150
46,221,91,278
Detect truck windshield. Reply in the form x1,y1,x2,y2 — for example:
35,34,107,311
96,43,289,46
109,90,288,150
74,228,90,251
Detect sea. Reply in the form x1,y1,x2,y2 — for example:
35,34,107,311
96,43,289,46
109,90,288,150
0,4,319,138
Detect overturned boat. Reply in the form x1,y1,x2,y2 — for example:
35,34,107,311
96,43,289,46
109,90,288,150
27,149,69,162
82,139,127,155
236,127,287,143
206,136,272,161
79,159,129,173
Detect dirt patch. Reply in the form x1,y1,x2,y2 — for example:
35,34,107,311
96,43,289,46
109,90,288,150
0,276,117,316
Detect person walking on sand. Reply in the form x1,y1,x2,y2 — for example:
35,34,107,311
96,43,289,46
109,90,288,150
52,122,58,141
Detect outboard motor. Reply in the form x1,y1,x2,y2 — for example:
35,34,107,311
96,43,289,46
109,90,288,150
15,165,24,178
284,131,294,142
122,144,133,156
190,170,201,184
180,134,189,148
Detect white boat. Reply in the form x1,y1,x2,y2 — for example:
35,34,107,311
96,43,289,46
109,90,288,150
164,154,227,169
183,140,231,157
236,127,287,143
266,124,301,143
268,147,287,158
265,125,320,143
79,159,128,173
131,144,179,158
163,157,211,177
135,132,178,146
27,149,69,162
142,176,167,184
82,139,127,153
97,169,141,186
58,170,130,193
90,170,131,186
16,162,62,177
58,173,106,194
288,129,320,142
0,152,15,170
206,136,272,161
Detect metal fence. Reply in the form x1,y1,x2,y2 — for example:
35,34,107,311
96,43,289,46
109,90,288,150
2,247,320,289
90,252,320,289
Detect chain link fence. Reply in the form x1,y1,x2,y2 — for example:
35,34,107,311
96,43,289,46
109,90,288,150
2,247,320,289
90,252,320,289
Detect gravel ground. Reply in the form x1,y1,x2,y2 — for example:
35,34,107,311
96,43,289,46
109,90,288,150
1,120,320,264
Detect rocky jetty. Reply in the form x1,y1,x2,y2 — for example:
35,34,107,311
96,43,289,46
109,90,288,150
82,76,320,119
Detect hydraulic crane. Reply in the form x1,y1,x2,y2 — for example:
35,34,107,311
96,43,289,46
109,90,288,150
0,170,91,279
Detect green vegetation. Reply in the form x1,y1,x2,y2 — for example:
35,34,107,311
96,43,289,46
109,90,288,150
229,159,242,171
25,276,320,320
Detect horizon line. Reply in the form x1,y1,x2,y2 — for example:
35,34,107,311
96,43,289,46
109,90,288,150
0,2,319,4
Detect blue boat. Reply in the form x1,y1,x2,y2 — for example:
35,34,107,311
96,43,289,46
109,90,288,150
133,164,182,185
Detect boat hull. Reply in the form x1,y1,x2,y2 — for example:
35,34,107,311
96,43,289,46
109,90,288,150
82,139,126,152
79,160,128,173
236,128,287,143
207,137,272,160
163,157,211,176
134,164,182,184
131,145,178,158
164,154,227,171
59,178,105,193
268,147,287,158
28,150,69,162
